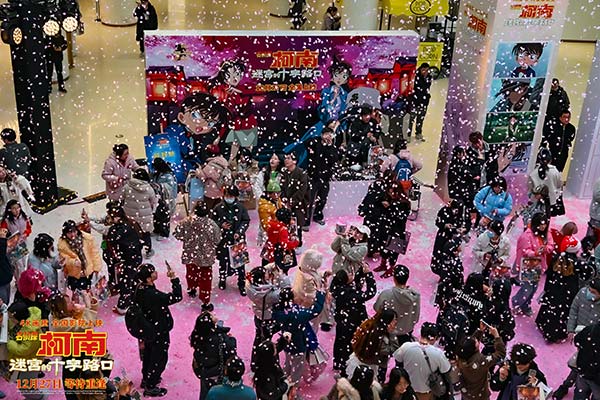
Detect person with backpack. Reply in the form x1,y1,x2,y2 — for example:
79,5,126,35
212,185,250,294
393,322,454,400
106,206,144,315
190,311,238,400
473,176,513,228
381,139,423,191
133,263,182,397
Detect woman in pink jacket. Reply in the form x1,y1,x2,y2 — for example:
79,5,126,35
101,144,139,201
511,212,553,316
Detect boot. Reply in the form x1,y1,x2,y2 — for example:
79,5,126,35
218,278,226,290
381,262,395,278
373,258,388,272
552,385,568,400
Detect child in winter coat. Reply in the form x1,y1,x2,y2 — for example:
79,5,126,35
292,248,326,308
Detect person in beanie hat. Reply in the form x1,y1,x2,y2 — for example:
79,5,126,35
536,235,595,342
491,343,546,400
205,356,257,400
134,263,182,397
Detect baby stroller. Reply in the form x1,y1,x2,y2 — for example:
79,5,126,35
408,175,434,221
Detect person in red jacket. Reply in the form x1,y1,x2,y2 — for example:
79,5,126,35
261,208,299,273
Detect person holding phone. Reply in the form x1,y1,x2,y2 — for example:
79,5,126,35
490,343,547,400
456,322,506,400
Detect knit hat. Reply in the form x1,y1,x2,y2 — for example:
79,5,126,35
18,267,51,301
266,179,281,193
299,248,323,273
354,225,371,237
560,236,581,254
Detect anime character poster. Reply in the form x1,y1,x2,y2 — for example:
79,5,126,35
482,41,553,178
143,31,419,175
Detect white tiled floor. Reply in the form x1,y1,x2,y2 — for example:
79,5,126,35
0,0,594,207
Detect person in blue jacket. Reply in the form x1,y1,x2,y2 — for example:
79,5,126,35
474,176,513,226
205,356,256,400
272,287,325,391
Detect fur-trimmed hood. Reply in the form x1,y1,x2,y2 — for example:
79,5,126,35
331,378,382,400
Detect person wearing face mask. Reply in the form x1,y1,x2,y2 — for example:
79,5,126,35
101,144,140,202
304,126,340,228
28,233,64,291
490,343,547,400
456,323,506,400
553,278,600,400
212,185,250,294
528,148,564,217
472,220,510,274
511,212,554,316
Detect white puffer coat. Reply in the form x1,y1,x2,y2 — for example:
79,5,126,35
122,178,158,232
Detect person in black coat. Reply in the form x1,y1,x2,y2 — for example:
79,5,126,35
107,206,144,314
280,153,309,244
358,172,392,256
573,322,600,399
541,109,576,172
305,126,340,227
407,63,432,142
465,132,488,225
490,343,547,400
454,272,488,335
483,278,515,355
0,227,12,304
253,337,290,400
331,267,377,374
133,0,158,54
212,185,250,294
135,263,182,397
430,199,465,275
545,78,570,121
190,311,238,400
434,238,464,309
46,33,68,93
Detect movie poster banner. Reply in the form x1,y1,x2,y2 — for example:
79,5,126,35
143,31,419,181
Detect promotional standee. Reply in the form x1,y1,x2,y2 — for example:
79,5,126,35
143,31,419,183
435,0,569,204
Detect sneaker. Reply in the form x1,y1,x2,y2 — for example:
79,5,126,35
58,87,67,93
552,385,569,400
416,135,425,142
187,288,197,298
145,249,155,259
314,219,325,226
239,286,247,297
201,303,214,312
373,260,388,272
381,265,395,279
143,387,167,397
218,279,226,290
156,235,165,242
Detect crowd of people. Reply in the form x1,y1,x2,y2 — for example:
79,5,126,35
0,98,599,400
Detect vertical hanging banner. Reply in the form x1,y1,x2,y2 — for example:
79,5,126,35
435,0,569,202
143,31,419,181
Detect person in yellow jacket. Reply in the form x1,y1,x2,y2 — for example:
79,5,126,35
257,180,283,245
58,220,102,292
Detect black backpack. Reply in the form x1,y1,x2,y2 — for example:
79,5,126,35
437,302,470,354
125,286,156,341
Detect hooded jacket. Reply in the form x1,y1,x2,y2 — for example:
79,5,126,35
246,271,291,321
381,150,423,176
292,249,325,308
122,177,158,232
58,232,102,279
373,286,420,336
263,220,299,262
331,235,368,276
174,215,221,266
101,152,139,201
514,228,554,274
322,378,382,400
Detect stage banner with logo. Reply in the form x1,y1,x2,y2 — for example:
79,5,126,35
143,31,419,176
435,0,569,204
383,0,449,16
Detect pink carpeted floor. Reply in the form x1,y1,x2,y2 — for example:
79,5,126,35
0,191,593,399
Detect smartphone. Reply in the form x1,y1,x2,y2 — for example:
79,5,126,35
217,320,224,328
165,260,172,272
528,369,537,379
335,224,347,235
481,319,492,329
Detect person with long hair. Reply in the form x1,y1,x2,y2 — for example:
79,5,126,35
0,165,35,217
122,168,158,258
380,367,417,400
29,233,63,291
511,212,554,316
58,220,102,292
482,278,515,355
430,199,465,275
322,364,382,400
174,201,221,309
189,311,238,400
1,199,32,281
528,147,563,217
253,338,289,400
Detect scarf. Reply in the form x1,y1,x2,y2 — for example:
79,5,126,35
65,232,87,274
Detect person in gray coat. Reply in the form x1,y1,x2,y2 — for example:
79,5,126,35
122,168,158,258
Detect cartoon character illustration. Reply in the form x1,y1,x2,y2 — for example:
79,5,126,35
284,58,351,168
164,92,228,178
172,43,189,61
491,79,532,113
210,59,258,149
510,43,544,78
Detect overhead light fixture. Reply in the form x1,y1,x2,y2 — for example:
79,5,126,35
42,19,60,36
61,16,78,33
